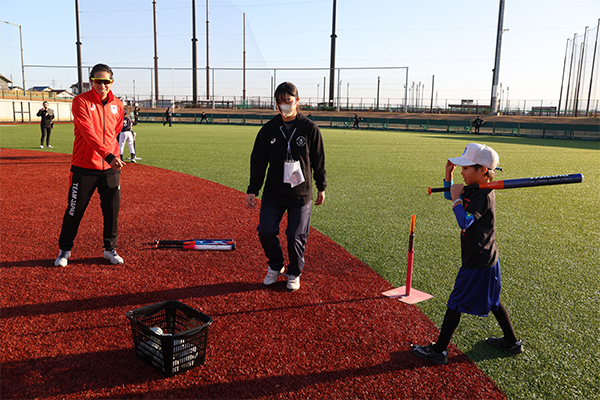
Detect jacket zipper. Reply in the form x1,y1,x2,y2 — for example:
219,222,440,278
102,102,107,170
102,102,106,144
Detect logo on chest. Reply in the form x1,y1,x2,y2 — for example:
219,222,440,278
296,136,306,147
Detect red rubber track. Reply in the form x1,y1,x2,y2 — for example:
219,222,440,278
0,149,505,400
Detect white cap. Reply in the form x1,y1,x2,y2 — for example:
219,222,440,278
448,143,499,170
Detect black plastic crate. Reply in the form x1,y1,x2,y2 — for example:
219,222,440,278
126,300,213,377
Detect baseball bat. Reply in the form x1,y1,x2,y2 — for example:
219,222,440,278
428,173,583,195
154,239,236,250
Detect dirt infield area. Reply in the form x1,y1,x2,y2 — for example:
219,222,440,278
1,149,505,400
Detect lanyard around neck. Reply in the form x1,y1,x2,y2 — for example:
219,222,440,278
279,126,297,160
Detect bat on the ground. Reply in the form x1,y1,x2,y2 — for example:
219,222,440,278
428,173,583,195
154,239,236,250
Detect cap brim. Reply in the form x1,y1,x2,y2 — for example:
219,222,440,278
448,156,476,166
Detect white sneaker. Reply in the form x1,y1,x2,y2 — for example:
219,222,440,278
287,275,300,291
54,250,71,267
263,267,284,286
103,249,124,264
46,145,54,148
40,145,44,149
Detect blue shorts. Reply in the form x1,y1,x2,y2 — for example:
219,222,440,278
447,260,501,317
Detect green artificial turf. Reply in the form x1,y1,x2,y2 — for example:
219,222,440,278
2,121,599,400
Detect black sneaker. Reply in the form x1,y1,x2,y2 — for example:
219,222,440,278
486,337,523,354
411,343,448,365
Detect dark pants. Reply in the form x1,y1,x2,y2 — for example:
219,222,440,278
433,302,517,353
41,126,52,146
257,197,312,277
58,171,121,251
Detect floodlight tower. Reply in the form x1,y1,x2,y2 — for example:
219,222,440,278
1,19,26,95
153,0,159,106
490,0,506,115
192,0,198,105
206,0,210,101
243,13,246,102
74,0,83,94
328,0,337,107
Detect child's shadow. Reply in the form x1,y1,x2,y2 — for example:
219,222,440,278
463,340,522,362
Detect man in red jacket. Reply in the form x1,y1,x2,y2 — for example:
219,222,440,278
54,64,126,267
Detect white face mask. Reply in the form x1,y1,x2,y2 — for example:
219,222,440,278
279,100,296,118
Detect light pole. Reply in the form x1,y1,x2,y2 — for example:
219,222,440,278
490,0,506,115
1,20,25,94
75,0,83,94
206,0,210,101
498,83,503,114
192,0,198,105
153,0,159,106
347,82,349,109
328,0,337,106
316,83,319,107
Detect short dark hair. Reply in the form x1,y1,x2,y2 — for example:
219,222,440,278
90,63,113,79
274,82,298,103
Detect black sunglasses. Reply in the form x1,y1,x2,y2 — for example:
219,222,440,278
90,78,114,85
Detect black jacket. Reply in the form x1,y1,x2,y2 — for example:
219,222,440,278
37,107,55,128
248,113,326,208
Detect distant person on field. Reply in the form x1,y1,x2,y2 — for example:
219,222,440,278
164,107,172,127
133,106,140,125
119,110,136,163
37,101,55,148
411,143,522,365
200,111,209,124
246,81,327,291
473,116,484,134
54,63,126,268
353,113,360,129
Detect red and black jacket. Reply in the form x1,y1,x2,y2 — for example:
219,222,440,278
71,88,124,172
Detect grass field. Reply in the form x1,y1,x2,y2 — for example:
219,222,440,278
1,121,599,399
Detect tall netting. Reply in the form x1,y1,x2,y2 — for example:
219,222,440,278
21,65,408,111
210,66,409,111
559,24,599,117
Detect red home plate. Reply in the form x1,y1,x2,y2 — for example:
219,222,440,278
382,286,433,304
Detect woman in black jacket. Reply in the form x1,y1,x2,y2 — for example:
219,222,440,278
37,101,55,148
246,82,327,291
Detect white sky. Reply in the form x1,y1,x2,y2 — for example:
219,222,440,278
1,0,599,108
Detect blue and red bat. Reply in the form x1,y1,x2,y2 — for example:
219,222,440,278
428,173,583,195
154,239,236,250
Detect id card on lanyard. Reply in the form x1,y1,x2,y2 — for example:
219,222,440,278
280,126,305,188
